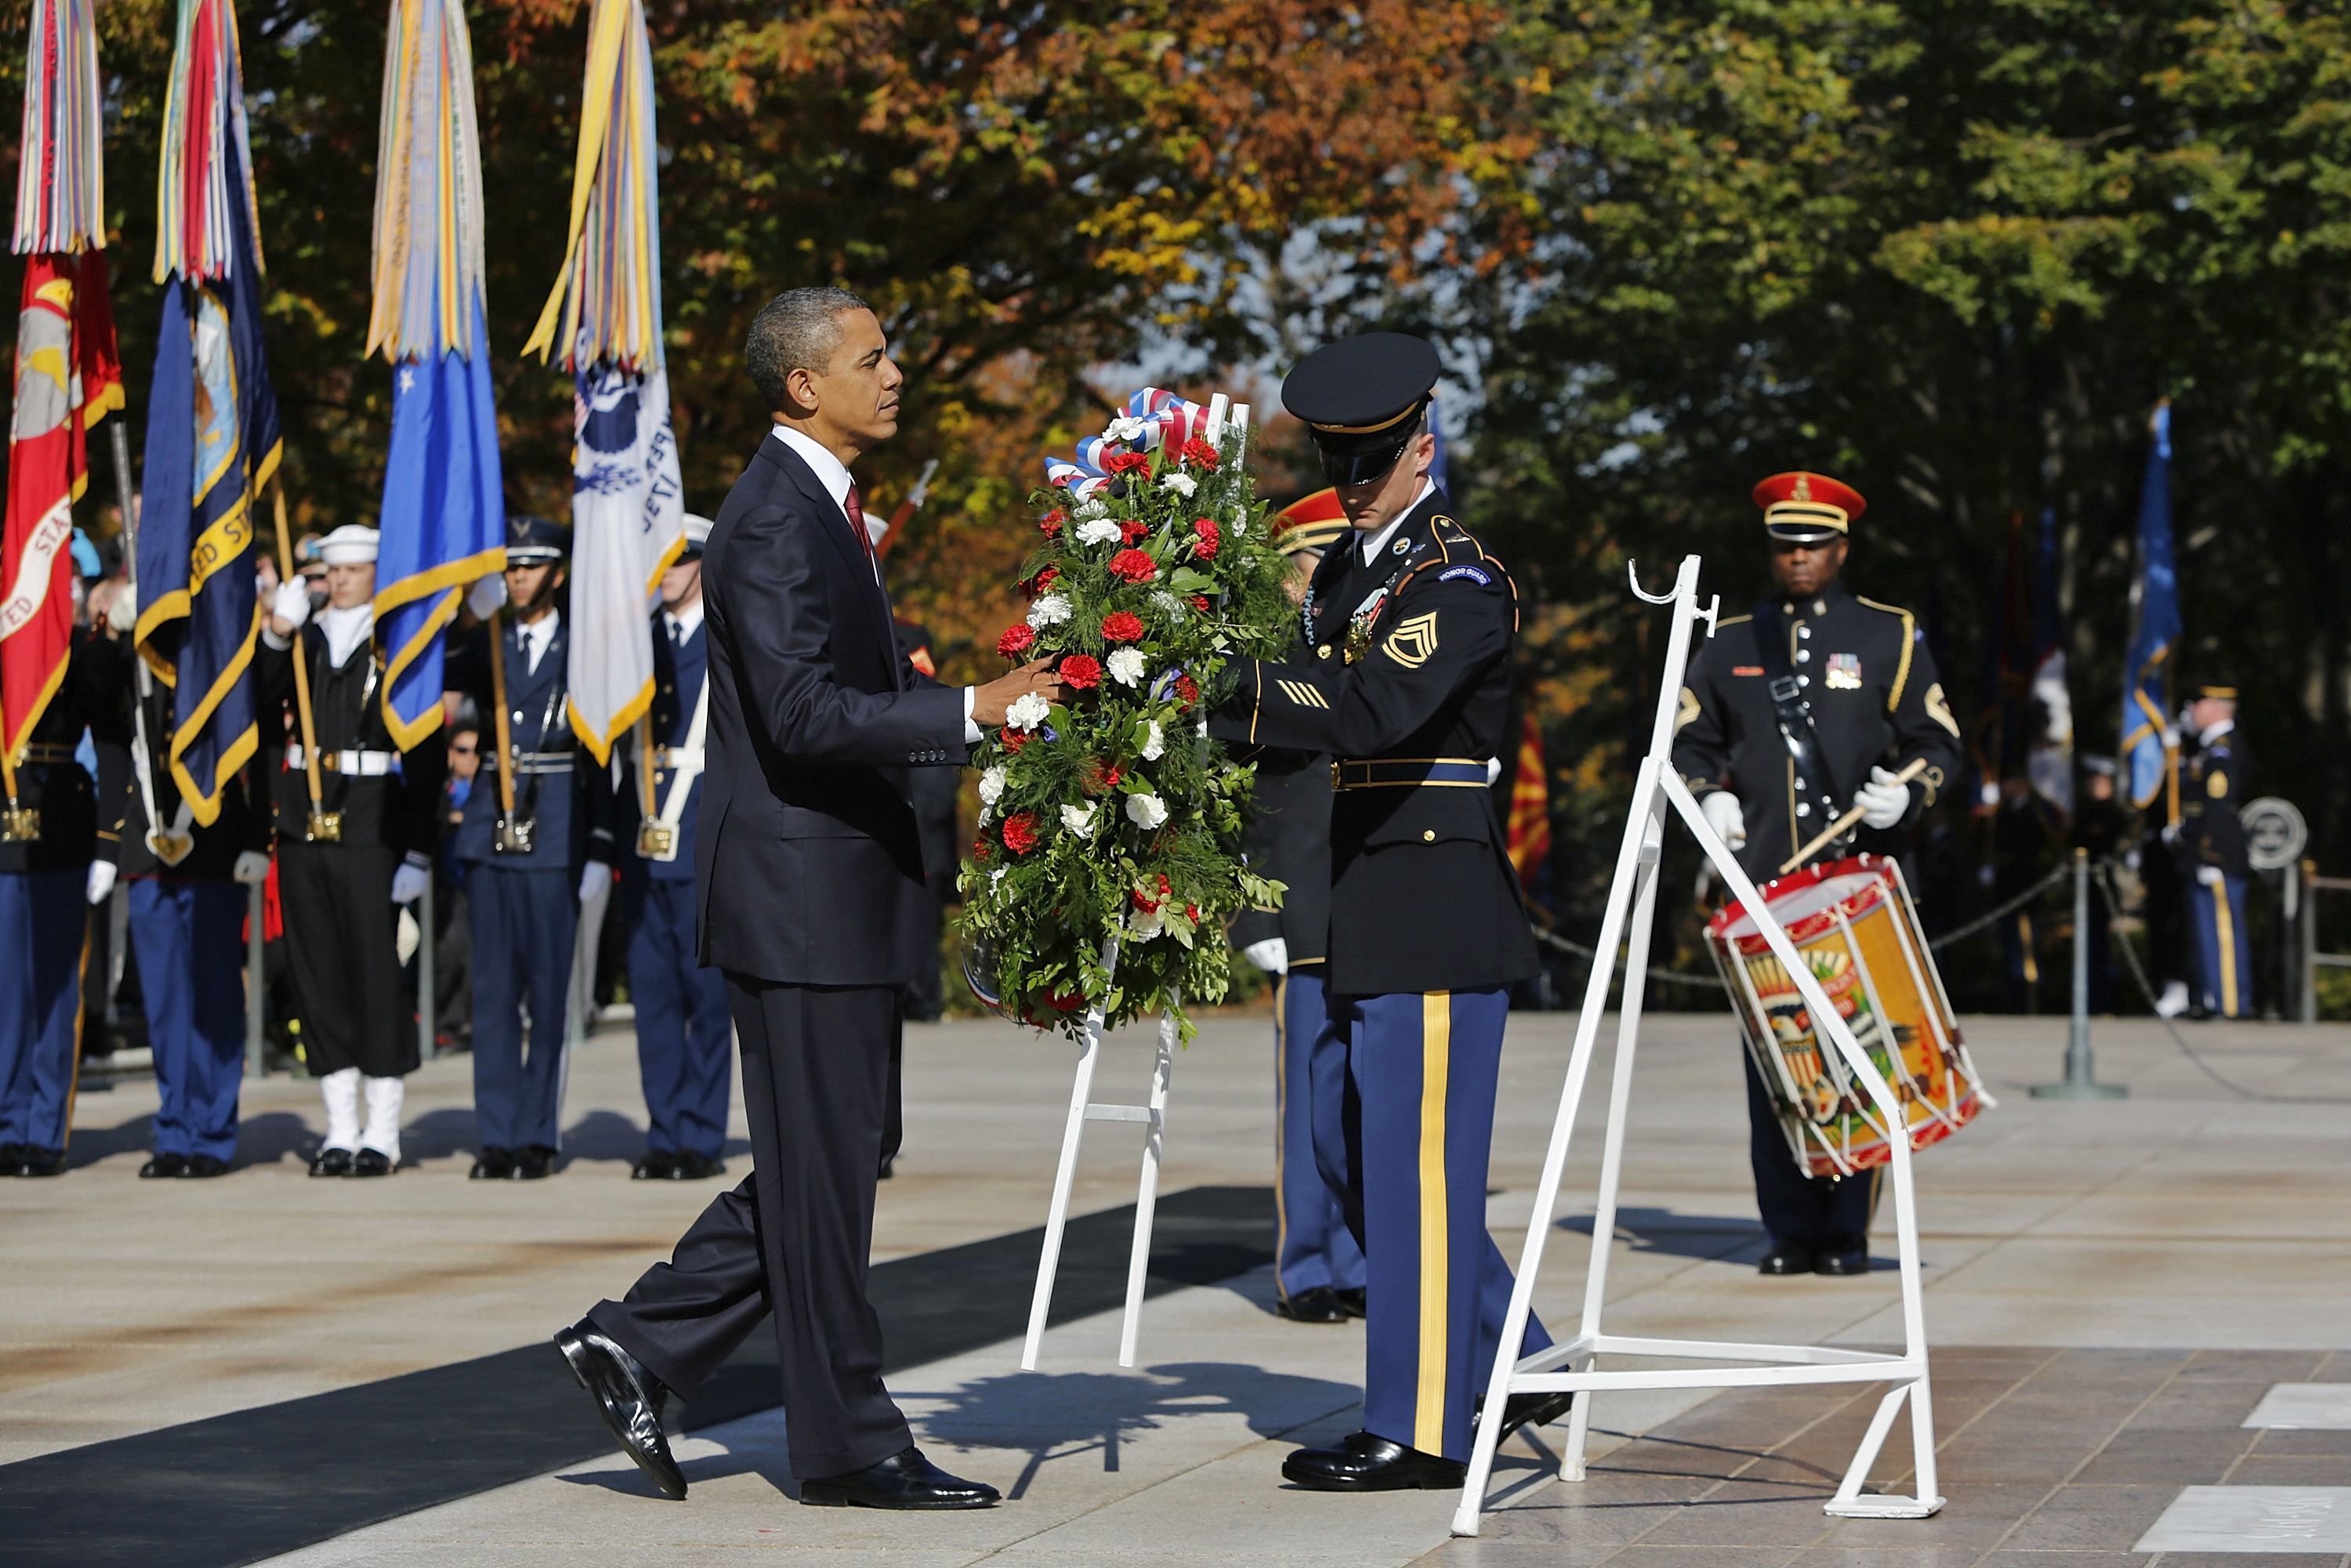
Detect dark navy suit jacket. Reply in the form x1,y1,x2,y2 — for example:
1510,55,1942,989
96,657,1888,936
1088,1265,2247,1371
695,435,965,984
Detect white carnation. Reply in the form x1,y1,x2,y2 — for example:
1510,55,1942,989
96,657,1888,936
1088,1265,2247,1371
1128,905,1165,941
991,867,1008,889
1107,648,1147,687
1006,692,1051,731
1161,473,1197,498
1075,517,1122,548
1103,415,1150,444
977,766,1006,806
1229,514,1245,537
1125,792,1169,830
1150,590,1185,618
1074,496,1109,520
1141,721,1165,761
1060,802,1097,839
1027,593,1072,629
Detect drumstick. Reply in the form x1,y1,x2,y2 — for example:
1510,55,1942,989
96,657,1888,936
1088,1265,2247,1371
1777,757,1929,875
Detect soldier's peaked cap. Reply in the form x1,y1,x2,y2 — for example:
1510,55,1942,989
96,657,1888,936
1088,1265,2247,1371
1282,332,1440,488
1753,471,1866,542
679,512,715,561
505,513,569,563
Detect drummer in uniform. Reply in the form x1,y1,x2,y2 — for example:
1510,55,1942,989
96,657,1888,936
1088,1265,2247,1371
2175,679,2252,1019
1208,332,1569,1492
1670,472,1962,1276
445,515,614,1180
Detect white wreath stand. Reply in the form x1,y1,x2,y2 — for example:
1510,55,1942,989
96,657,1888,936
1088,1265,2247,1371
1020,936,1181,1370
1451,554,1945,1537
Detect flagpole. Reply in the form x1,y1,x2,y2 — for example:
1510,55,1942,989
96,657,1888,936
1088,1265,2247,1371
874,458,939,559
270,483,328,830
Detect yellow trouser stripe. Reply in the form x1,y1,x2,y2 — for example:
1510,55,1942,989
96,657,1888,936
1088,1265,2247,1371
1415,991,1452,1454
1272,976,1291,1304
2212,882,2238,1016
2018,912,2038,985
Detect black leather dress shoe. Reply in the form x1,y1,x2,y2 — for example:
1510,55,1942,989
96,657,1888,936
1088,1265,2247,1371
1813,1233,1869,1276
668,1153,725,1180
310,1147,354,1178
800,1446,999,1509
469,1147,514,1179
180,1154,230,1178
630,1150,676,1181
1474,1390,1576,1439
1275,1287,1351,1324
351,1149,397,1177
15,1147,66,1178
512,1145,555,1180
1282,1431,1465,1491
139,1153,189,1179
553,1320,686,1500
1757,1240,1817,1276
0,1143,24,1177
1334,1287,1367,1318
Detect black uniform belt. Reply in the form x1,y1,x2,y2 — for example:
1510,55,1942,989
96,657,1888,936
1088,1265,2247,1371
1332,757,1487,790
13,744,79,766
483,750,575,776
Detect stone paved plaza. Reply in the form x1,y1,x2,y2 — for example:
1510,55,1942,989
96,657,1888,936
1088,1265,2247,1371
3,1003,2346,1567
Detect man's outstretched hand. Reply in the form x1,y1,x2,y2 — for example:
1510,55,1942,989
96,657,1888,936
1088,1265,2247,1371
972,658,1064,727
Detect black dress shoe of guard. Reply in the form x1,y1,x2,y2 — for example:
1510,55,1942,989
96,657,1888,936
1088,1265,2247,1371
1474,1390,1577,1439
0,1143,24,1177
630,1150,676,1181
16,1147,66,1178
1282,1431,1465,1491
1757,1240,1817,1276
469,1147,514,1180
139,1153,188,1179
1275,1287,1351,1324
1813,1233,1870,1276
1334,1287,1367,1318
553,1321,686,1501
179,1154,230,1178
310,1146,354,1178
512,1146,556,1180
799,1446,1000,1509
668,1153,725,1181
351,1149,397,1177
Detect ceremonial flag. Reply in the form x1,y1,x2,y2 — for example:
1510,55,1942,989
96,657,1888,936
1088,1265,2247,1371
2,0,120,762
524,0,680,765
1505,712,1551,894
368,0,504,750
2120,403,2180,812
136,0,281,822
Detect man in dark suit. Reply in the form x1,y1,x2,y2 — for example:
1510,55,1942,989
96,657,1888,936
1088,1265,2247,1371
556,287,1058,1511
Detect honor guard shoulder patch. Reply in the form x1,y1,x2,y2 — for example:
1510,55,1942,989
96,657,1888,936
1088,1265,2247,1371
1276,677,1331,710
1382,612,1440,668
1436,564,1492,586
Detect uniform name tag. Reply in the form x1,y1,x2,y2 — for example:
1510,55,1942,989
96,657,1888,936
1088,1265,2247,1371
1733,664,1765,677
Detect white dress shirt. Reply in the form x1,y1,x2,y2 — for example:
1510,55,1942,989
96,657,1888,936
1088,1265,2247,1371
516,607,560,675
662,599,705,646
1357,477,1436,565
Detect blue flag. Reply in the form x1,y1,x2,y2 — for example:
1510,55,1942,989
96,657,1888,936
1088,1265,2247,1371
134,133,281,825
373,289,505,749
2120,404,2180,810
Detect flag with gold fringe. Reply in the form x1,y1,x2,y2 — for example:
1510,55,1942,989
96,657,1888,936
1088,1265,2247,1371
2,0,121,768
136,0,281,822
1505,711,1551,894
524,0,679,766
368,0,504,750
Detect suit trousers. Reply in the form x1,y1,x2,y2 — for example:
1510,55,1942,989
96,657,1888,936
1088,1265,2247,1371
0,868,88,1153
590,977,910,1479
279,841,416,1079
624,876,733,1161
1274,970,1364,1303
129,878,247,1161
469,865,576,1150
1744,1045,1876,1244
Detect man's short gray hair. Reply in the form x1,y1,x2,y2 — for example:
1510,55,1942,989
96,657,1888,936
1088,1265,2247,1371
746,287,871,411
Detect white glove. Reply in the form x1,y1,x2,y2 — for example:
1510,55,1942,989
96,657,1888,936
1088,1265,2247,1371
271,579,313,632
1700,791,1747,849
1484,757,1503,786
2195,864,2225,888
107,580,139,635
466,574,507,619
1855,766,1911,831
389,860,430,905
1243,936,1288,975
231,850,270,885
2161,820,2183,848
578,860,611,905
85,860,118,904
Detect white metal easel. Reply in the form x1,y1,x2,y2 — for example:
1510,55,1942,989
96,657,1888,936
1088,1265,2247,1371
1451,554,1945,1537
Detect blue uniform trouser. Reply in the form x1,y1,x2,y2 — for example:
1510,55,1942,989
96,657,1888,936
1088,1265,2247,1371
625,877,732,1161
1329,987,1550,1462
2190,871,2253,1019
470,865,577,1150
128,878,247,1161
1274,969,1364,1303
1744,1045,1876,1244
0,867,88,1154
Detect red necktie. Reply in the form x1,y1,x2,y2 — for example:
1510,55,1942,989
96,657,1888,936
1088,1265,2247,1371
844,484,877,573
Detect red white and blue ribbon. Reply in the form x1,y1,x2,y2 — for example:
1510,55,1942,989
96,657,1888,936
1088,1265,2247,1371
12,0,104,255
1046,388,1226,495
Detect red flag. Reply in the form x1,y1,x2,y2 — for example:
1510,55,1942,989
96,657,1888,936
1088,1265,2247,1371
1,250,120,756
1505,711,1551,893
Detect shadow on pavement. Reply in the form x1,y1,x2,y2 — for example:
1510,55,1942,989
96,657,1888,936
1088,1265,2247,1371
1558,1206,1767,1261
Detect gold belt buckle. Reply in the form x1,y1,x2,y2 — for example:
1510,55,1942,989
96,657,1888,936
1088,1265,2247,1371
494,816,537,855
147,828,194,866
306,809,344,844
1,806,40,843
636,817,678,862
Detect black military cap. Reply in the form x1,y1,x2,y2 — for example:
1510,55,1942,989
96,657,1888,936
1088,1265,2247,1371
2190,678,2237,703
1282,332,1440,487
505,513,569,564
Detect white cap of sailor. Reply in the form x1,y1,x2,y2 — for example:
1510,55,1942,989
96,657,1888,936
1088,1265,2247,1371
680,513,714,562
319,524,380,566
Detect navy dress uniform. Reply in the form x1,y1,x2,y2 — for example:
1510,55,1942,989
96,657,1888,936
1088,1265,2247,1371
620,514,732,1181
2179,685,2253,1019
1669,472,1961,1274
1209,334,1561,1492
445,516,615,1179
1229,499,1366,1324
0,627,129,1178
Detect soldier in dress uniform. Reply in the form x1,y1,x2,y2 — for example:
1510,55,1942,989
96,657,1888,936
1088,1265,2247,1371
2175,680,2252,1019
259,525,444,1175
618,514,731,1182
1228,493,1367,1325
1670,472,1962,1276
1207,332,1569,1493
0,593,129,1179
444,515,615,1179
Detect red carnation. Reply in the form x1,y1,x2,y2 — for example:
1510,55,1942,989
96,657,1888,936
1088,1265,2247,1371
1040,518,1063,538
1181,437,1220,469
1034,565,1060,592
1041,508,1067,528
1107,548,1157,584
1131,872,1172,912
973,837,994,863
1185,903,1201,922
1002,729,1033,754
1192,517,1221,559
998,623,1036,660
1101,610,1145,643
1121,518,1150,544
1061,654,1103,690
1103,450,1153,476
1002,812,1040,855
1175,674,1199,709
1189,595,1212,614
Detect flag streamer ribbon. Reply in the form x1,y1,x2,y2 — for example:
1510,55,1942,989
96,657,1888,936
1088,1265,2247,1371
12,0,105,255
368,0,487,361
154,0,263,284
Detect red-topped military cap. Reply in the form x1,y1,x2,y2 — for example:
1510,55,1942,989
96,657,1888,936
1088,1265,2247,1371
1751,471,1866,543
1273,487,1349,556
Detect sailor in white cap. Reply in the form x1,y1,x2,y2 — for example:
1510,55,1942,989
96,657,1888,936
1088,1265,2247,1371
262,523,446,1176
